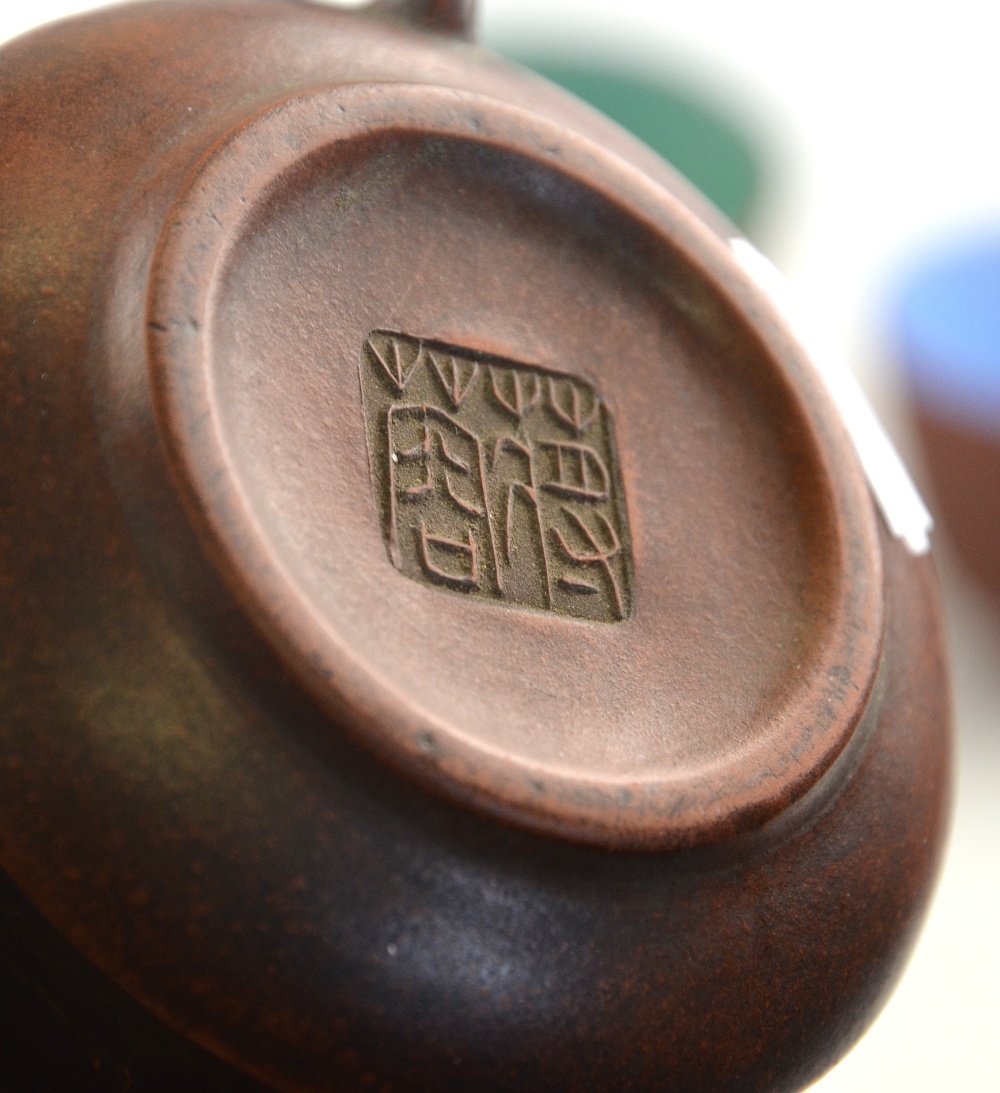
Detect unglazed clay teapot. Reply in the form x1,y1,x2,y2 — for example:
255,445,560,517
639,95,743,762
0,2,950,1090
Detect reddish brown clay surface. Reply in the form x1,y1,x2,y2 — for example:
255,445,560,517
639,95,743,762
915,409,1000,600
0,2,950,1091
148,79,883,849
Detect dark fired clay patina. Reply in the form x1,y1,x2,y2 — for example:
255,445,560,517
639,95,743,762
0,1,951,1090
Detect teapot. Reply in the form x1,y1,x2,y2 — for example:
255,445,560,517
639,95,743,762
0,1,950,1090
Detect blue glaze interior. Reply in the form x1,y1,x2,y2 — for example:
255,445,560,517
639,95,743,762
893,232,1000,430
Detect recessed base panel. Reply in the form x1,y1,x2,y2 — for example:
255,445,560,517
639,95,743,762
150,84,883,847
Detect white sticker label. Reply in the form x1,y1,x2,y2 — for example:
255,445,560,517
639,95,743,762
730,237,932,555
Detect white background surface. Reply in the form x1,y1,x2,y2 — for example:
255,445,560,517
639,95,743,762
3,2,999,1089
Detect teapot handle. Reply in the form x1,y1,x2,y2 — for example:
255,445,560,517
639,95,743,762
370,0,476,38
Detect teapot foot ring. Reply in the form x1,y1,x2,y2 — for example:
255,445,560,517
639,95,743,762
149,83,884,850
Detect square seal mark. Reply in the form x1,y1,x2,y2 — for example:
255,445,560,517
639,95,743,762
360,330,634,622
